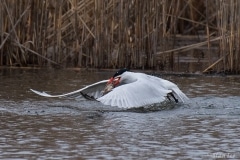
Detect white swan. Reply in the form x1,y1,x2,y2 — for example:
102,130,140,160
30,69,188,108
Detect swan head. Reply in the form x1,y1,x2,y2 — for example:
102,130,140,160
107,68,129,87
102,68,129,95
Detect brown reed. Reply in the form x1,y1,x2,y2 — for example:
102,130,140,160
0,0,240,73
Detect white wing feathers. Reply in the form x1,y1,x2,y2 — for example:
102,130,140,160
157,78,189,102
97,73,188,108
30,80,108,99
171,87,189,102
30,72,189,108
97,77,172,108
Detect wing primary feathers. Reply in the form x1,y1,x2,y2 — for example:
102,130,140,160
171,87,189,102
80,92,97,101
30,80,108,99
167,92,179,103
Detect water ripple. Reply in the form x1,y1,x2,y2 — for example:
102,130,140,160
1,69,240,159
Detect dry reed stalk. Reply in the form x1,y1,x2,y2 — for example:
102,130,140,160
205,0,211,65
156,35,227,55
0,0,240,73
0,4,2,65
215,0,236,72
1,0,30,66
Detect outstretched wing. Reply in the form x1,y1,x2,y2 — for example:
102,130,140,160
158,79,189,102
97,78,172,108
30,80,108,99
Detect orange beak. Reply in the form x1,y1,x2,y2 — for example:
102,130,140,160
107,77,120,86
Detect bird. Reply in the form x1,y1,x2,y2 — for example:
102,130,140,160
30,68,189,108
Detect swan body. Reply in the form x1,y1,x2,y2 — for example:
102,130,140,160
30,69,188,108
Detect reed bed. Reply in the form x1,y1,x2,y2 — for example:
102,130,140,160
0,0,240,73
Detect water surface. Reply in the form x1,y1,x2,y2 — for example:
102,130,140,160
0,68,240,159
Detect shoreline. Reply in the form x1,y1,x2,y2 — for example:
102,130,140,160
0,66,239,76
